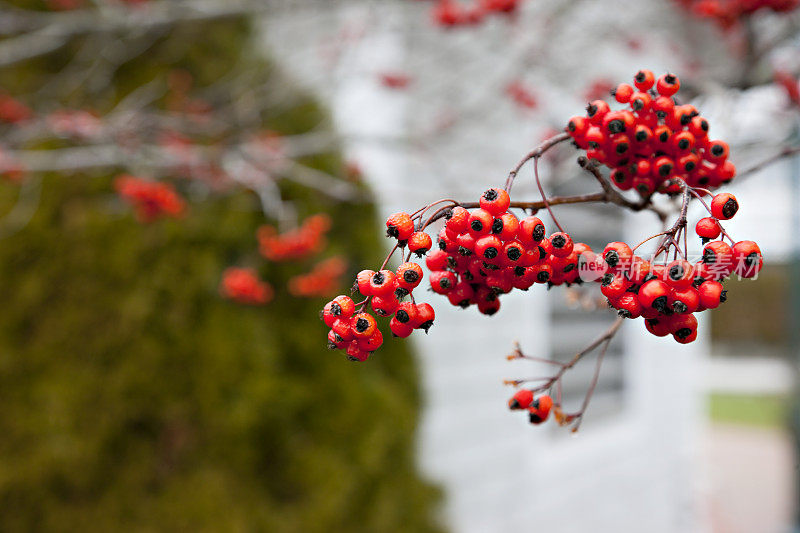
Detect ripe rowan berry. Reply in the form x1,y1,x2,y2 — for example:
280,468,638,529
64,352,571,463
549,232,574,258
567,116,590,137
616,293,643,318
475,234,503,261
656,73,680,96
389,316,415,338
386,212,414,241
732,240,763,278
508,389,534,410
696,217,721,241
698,280,726,309
702,240,734,279
468,208,494,237
356,269,375,295
371,294,399,316
426,249,449,271
603,242,633,269
369,269,398,296
706,140,729,162
346,341,371,362
517,216,546,243
397,262,424,290
407,231,432,256
480,187,511,215
612,83,634,103
666,259,694,289
430,270,457,294
414,303,436,332
351,312,378,338
638,279,670,313
633,69,655,91
332,295,356,317
671,286,700,314
358,329,384,352
446,206,470,234
528,395,553,424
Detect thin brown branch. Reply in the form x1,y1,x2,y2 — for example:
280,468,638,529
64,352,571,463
737,144,800,179
504,132,570,191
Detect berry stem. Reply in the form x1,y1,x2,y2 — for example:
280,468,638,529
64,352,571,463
568,334,613,433
504,132,571,192
533,155,566,233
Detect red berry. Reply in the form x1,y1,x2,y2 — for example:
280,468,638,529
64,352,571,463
468,209,494,237
355,269,375,295
386,212,414,241
603,242,633,270
517,216,546,243
702,241,735,280
332,317,354,341
371,294,399,316
351,312,377,338
732,240,762,278
446,206,470,234
601,272,630,299
710,193,738,220
332,295,356,317
492,212,519,241
425,249,449,271
480,188,511,216
670,286,700,314
695,217,721,240
346,341,371,362
528,395,553,424
549,232,574,258
706,140,729,162
408,231,433,256
616,293,643,319
665,259,694,289
475,234,503,261
430,270,457,294
638,279,670,313
413,303,435,332
509,389,534,410
633,69,655,91
613,83,634,103
397,262,424,290
567,116,589,136
369,269,397,296
656,73,680,96
358,329,384,352
698,280,727,309
389,316,415,338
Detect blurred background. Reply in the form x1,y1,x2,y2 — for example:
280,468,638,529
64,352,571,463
0,0,798,532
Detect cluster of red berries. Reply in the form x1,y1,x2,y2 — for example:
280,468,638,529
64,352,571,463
0,93,32,125
114,175,186,223
567,70,735,196
431,0,522,28
675,0,798,29
220,267,274,305
508,390,553,425
288,256,347,298
591,192,762,343
321,286,436,362
425,188,595,315
257,214,331,262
